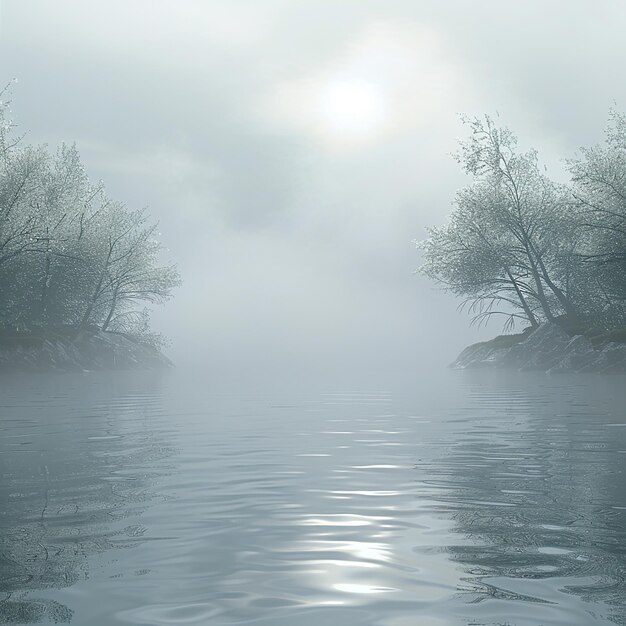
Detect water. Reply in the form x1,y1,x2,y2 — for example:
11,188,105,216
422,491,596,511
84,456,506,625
1,369,626,625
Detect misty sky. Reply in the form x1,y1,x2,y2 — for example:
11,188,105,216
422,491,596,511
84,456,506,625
1,1,626,378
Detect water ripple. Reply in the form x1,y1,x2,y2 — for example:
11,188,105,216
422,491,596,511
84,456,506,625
1,371,626,625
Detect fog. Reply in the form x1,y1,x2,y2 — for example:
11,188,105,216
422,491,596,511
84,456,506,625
2,0,626,379
5,7,626,622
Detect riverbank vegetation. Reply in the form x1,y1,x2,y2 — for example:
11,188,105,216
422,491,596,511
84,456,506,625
0,89,179,349
419,112,626,337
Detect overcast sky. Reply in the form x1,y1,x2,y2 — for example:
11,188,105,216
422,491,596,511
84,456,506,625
1,1,626,379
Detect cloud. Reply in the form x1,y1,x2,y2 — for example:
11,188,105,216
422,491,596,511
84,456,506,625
2,1,625,376
267,20,467,147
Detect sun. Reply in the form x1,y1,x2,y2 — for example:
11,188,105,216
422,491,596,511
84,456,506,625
316,79,387,138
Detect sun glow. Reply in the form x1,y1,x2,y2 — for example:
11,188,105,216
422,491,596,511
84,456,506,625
316,79,387,137
268,22,460,149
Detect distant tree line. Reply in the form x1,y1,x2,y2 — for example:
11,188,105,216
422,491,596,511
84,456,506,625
419,112,626,333
0,90,179,344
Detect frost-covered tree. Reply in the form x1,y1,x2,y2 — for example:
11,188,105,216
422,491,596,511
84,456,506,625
78,204,180,333
25,144,103,326
0,90,179,339
0,94,46,270
420,186,541,331
420,116,581,330
569,111,626,324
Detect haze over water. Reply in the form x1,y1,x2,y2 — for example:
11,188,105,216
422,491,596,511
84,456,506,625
2,369,626,625
2,3,626,625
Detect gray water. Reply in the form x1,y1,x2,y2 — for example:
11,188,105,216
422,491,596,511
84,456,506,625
1,369,626,625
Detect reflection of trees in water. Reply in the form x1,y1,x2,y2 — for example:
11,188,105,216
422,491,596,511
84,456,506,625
427,375,626,624
0,372,172,624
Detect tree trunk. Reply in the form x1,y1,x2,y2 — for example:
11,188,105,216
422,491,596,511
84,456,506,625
101,285,120,331
79,241,113,329
39,233,51,325
79,275,105,329
505,267,538,327
533,250,577,318
521,238,555,321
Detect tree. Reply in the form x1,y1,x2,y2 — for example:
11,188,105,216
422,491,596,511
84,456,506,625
0,95,47,271
77,204,180,333
0,90,180,341
420,186,541,331
569,110,626,324
420,116,579,330
28,144,102,326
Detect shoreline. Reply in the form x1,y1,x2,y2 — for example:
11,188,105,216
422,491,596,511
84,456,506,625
452,322,626,374
0,329,172,372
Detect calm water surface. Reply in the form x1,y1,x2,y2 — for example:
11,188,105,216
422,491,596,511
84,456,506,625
1,369,626,625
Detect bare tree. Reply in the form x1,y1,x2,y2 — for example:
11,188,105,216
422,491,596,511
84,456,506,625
420,116,580,330
0,93,180,341
78,204,180,332
569,110,626,322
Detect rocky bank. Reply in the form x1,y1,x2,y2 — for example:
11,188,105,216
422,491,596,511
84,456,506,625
0,330,172,372
452,322,626,373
